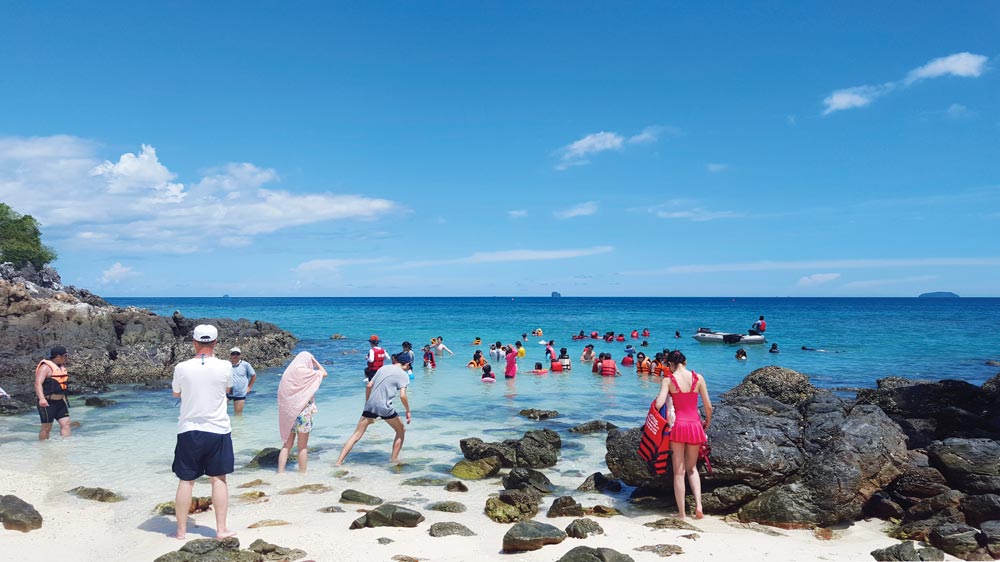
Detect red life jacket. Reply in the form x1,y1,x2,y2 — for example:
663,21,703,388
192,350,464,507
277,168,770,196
638,401,671,475
591,332,599,339
621,355,635,366
615,336,625,342
600,359,617,377
631,331,638,339
592,360,600,373
550,360,563,372
760,320,767,332
369,347,386,370
37,359,69,395
642,329,650,337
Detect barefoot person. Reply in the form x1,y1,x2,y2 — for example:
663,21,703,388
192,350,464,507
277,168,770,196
654,350,712,520
227,347,256,416
170,324,236,540
335,353,412,465
276,351,328,474
35,345,71,440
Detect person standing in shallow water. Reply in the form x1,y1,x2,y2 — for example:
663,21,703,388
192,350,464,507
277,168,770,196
335,353,412,466
276,351,327,474
170,324,236,540
227,347,256,416
654,350,712,520
35,345,72,440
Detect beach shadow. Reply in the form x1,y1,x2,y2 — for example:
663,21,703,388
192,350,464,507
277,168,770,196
138,516,216,539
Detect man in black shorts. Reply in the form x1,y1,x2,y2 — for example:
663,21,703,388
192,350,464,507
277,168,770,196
170,324,236,540
34,345,72,440
335,353,412,466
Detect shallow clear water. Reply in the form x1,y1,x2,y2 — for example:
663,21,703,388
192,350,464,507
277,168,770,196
2,297,997,517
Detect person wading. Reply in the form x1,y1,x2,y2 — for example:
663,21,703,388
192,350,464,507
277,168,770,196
34,345,71,440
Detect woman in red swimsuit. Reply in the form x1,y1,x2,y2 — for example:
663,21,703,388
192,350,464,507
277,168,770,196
654,350,713,519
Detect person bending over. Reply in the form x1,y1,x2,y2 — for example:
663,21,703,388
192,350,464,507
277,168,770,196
336,353,412,465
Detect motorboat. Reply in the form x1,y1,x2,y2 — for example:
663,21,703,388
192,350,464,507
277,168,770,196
692,328,766,345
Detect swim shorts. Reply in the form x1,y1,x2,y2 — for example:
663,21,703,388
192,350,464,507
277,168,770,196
37,398,69,424
362,409,398,420
292,406,314,433
172,430,234,481
226,394,246,401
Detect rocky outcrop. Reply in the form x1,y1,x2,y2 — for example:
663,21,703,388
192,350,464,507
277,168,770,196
460,429,562,469
0,495,42,532
153,537,308,562
606,367,910,528
0,274,296,402
870,541,944,562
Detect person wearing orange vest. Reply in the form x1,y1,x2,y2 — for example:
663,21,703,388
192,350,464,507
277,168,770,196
365,335,387,393
636,352,653,374
34,345,71,440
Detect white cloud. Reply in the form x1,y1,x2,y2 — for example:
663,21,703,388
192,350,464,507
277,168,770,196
946,103,971,118
100,262,140,284
633,257,1000,276
822,52,987,115
554,201,598,219
397,245,614,269
645,200,740,221
904,52,988,85
555,126,672,170
294,258,385,274
508,209,528,219
841,275,938,290
797,273,841,287
0,135,401,254
706,163,728,173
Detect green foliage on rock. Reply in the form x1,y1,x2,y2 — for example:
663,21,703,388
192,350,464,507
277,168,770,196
0,203,57,269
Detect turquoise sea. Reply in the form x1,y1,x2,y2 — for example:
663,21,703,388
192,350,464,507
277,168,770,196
1,297,997,527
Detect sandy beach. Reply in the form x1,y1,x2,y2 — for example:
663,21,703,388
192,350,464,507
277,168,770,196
1,463,914,562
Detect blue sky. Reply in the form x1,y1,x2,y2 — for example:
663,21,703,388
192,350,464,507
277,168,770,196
1,2,998,296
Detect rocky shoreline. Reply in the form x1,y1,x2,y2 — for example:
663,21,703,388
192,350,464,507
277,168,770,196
0,263,297,408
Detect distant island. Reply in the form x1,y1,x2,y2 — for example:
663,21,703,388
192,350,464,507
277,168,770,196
918,291,959,299
551,291,562,298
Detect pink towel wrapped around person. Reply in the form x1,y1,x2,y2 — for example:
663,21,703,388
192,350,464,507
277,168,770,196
277,351,328,440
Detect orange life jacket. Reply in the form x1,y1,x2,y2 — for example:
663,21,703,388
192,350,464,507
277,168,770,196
36,359,68,395
600,359,618,377
636,358,652,374
468,357,486,368
653,362,672,378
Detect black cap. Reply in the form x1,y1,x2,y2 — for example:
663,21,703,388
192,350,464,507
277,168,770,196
394,352,412,365
50,345,67,358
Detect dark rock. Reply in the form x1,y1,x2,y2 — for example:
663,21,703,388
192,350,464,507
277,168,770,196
318,505,344,513
501,520,567,552
246,448,286,469
0,397,34,416
864,491,905,520
426,501,466,513
451,456,501,480
502,467,554,494
0,495,43,532
889,466,951,507
961,494,1000,527
585,505,621,517
871,541,945,561
247,538,307,561
929,523,982,558
634,544,684,558
459,438,517,467
547,496,585,517
558,546,635,561
519,408,558,420
577,472,623,493
514,429,562,468
570,420,619,433
565,518,604,538
401,476,450,487
350,504,425,529
153,496,212,516
983,372,1000,393
680,533,700,540
444,480,468,492
722,366,820,406
906,490,966,522
67,486,125,503
428,521,476,537
153,537,264,562
377,537,394,545
340,489,383,505
485,489,540,523
84,396,116,407
702,484,758,513
927,439,1000,494
644,517,702,532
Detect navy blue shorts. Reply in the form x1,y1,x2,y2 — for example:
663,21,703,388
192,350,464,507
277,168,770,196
172,431,234,481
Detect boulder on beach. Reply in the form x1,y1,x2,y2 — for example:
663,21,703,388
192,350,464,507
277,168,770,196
721,366,820,406
577,472,623,493
501,520,567,553
634,544,683,558
451,456,502,480
559,546,635,562
485,489,540,523
153,536,306,562
926,438,1000,494
350,504,425,529
0,495,43,532
459,429,562,469
426,501,466,513
340,489,383,505
67,486,125,503
569,420,619,433
246,447,286,469
502,467,554,494
428,521,476,537
153,496,212,516
565,518,604,538
547,496,585,518
247,539,307,561
870,540,944,562
445,480,469,492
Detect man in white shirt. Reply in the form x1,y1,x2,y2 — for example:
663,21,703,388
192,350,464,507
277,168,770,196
170,324,236,540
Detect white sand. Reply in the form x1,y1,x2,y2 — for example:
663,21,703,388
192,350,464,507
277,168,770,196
0,464,921,562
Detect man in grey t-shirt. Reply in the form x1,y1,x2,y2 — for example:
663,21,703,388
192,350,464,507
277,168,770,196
227,347,256,416
334,354,411,466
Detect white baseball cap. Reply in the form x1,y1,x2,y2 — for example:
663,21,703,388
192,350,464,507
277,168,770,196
192,324,218,343
230,347,242,354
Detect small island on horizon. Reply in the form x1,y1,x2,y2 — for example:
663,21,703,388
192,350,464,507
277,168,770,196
918,291,960,299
